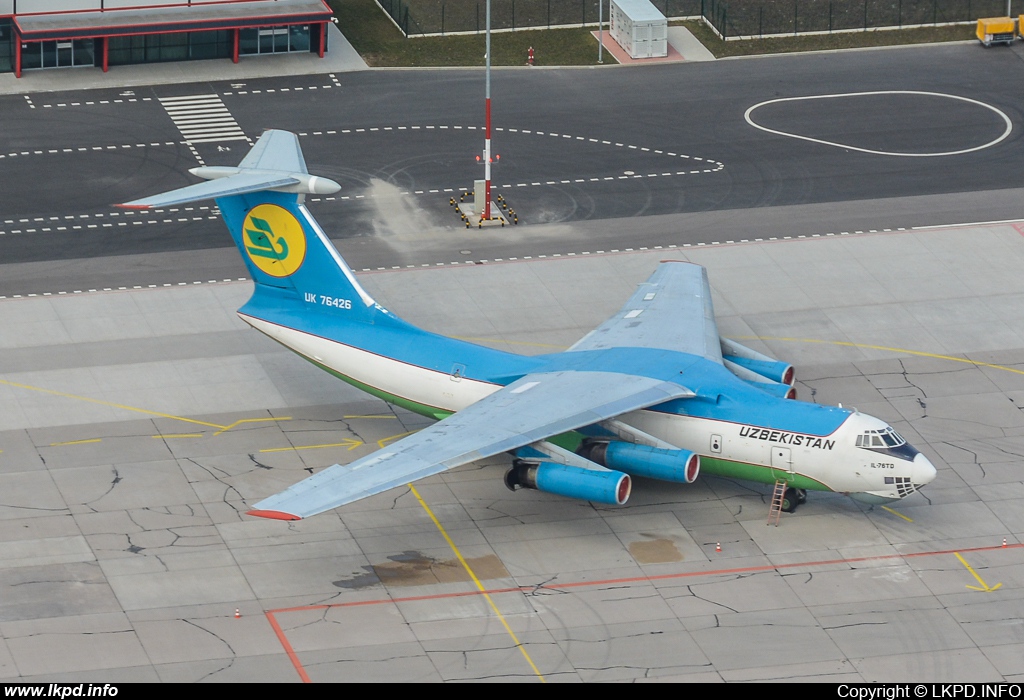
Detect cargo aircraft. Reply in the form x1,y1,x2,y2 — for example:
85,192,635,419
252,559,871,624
120,130,937,520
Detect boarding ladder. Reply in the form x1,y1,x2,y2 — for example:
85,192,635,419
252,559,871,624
767,479,787,527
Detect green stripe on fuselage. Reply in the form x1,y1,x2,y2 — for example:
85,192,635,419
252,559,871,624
699,456,831,491
303,355,454,421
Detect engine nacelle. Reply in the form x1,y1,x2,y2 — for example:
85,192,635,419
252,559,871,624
579,441,700,484
741,378,797,400
724,358,797,399
721,337,795,386
504,461,630,505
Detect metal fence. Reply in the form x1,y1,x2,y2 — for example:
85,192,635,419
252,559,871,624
704,0,1020,39
376,0,1020,37
376,0,701,36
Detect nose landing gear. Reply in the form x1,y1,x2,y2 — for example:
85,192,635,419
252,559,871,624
781,487,807,513
769,482,808,525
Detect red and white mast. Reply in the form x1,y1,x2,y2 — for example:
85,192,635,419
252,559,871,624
483,0,492,220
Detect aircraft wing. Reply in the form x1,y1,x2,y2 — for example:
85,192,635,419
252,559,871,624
248,370,693,520
569,261,724,363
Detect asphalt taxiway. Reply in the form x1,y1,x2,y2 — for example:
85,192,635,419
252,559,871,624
1,221,1023,682
5,41,1024,296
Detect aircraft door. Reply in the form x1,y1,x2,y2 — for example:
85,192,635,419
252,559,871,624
771,446,793,481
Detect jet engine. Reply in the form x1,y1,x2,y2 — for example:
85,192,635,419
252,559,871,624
721,337,795,386
504,460,631,505
724,359,797,399
579,441,700,484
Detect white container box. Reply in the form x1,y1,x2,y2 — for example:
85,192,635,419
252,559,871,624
609,0,668,59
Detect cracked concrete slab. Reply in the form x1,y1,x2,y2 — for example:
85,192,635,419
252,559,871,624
852,647,1005,683
1,612,149,677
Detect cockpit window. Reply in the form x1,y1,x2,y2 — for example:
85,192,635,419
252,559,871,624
856,427,906,449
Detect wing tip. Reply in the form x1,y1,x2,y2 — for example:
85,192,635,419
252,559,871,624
247,509,302,521
115,203,150,210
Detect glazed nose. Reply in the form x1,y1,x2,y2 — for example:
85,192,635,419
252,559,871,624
912,452,937,486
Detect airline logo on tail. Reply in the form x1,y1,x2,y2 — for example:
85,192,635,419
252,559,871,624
243,204,306,277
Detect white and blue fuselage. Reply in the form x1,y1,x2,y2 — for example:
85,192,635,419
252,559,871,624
243,289,936,506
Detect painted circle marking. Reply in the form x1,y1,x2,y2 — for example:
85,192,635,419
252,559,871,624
243,204,307,278
744,91,1013,157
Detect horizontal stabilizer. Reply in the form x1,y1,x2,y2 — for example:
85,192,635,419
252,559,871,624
116,129,340,209
117,172,301,209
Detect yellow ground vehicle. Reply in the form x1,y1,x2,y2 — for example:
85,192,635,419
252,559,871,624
977,17,1016,47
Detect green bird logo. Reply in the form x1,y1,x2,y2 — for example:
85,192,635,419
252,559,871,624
245,217,289,261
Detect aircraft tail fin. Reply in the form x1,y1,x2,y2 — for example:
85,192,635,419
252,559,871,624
117,130,387,324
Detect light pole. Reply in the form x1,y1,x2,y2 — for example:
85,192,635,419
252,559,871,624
599,0,604,64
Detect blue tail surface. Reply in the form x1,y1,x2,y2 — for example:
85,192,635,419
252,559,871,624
119,130,388,326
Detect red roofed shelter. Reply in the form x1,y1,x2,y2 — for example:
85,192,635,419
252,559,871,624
1,0,334,77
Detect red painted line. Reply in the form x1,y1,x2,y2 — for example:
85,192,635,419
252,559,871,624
264,541,1023,681
268,586,526,616
540,541,1024,590
1013,222,1024,236
265,611,312,684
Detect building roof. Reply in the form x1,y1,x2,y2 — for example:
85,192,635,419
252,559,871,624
611,0,666,23
15,0,333,41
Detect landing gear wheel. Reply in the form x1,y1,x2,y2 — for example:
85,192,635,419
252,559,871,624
781,487,800,513
796,489,807,504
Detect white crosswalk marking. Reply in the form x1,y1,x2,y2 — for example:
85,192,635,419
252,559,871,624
159,94,248,144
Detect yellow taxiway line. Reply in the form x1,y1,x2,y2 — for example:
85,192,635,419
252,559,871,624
260,439,363,453
49,438,102,446
409,483,545,682
954,552,1003,592
738,336,1024,377
881,506,914,522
